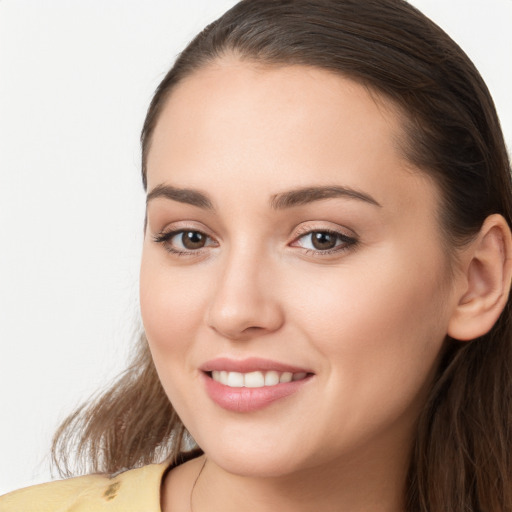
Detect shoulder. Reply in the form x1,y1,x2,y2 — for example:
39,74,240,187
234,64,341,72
0,463,169,512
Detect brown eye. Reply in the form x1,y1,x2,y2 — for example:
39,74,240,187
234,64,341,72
181,231,207,250
292,229,357,254
311,231,338,250
153,228,216,254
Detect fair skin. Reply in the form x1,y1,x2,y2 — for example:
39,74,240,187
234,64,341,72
140,59,512,512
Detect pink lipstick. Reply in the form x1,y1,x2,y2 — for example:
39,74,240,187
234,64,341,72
200,358,313,412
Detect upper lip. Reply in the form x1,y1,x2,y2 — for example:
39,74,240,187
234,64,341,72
199,357,312,374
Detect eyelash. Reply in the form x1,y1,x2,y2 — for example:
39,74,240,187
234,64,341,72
152,227,357,257
291,228,357,255
152,229,216,256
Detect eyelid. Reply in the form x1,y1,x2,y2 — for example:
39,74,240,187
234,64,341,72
152,219,217,239
152,222,219,256
153,228,215,244
291,221,358,240
289,223,359,255
151,220,358,257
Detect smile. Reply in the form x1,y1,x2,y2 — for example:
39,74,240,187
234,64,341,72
201,359,314,412
211,370,309,388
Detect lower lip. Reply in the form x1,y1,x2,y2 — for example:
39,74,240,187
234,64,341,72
203,373,312,412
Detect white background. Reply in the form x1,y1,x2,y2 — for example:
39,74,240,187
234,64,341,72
1,0,511,495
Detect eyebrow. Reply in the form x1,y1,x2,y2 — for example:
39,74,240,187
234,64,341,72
146,184,214,210
270,186,381,209
146,183,381,211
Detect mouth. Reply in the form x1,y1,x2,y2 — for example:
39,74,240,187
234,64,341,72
200,358,314,412
207,370,309,388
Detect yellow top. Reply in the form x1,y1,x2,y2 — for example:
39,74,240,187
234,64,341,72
0,463,169,512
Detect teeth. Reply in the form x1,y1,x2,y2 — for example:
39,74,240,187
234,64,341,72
264,371,279,386
226,371,244,387
244,371,265,388
280,372,293,383
211,370,308,388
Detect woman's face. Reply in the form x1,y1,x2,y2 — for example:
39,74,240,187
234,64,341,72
140,60,460,477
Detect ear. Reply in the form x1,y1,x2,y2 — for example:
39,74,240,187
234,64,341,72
448,214,512,341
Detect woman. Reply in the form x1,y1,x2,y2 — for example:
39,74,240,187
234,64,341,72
2,0,511,510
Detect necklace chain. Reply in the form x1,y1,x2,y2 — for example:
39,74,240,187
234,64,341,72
190,457,207,512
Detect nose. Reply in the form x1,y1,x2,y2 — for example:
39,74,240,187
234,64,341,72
206,250,284,341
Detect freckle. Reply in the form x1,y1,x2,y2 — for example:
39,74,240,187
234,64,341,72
103,481,121,500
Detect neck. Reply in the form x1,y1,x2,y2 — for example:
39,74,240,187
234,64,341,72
191,443,409,512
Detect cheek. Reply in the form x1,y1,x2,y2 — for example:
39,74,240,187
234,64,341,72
139,251,205,361
294,250,448,343
139,253,210,424
289,247,451,416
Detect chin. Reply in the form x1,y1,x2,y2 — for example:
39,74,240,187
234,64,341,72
194,433,314,478
214,452,302,478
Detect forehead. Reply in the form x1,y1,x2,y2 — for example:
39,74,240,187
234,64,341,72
146,59,436,214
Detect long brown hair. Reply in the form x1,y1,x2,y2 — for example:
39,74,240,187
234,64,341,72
53,1,512,510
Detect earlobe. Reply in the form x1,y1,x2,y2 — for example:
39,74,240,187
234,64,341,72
448,214,512,341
